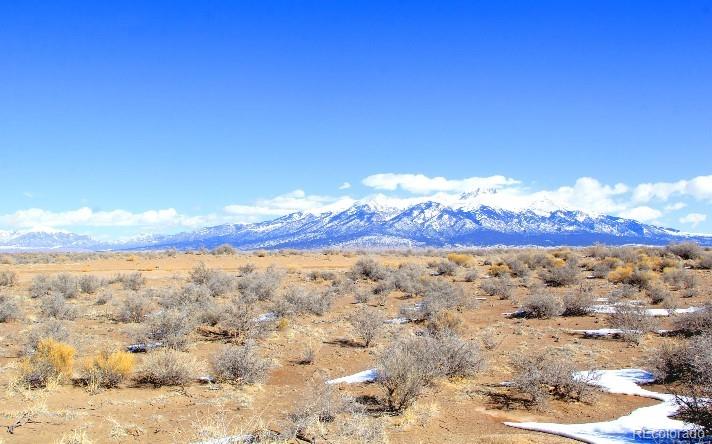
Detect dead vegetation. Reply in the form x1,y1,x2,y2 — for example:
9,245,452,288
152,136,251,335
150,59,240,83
0,244,709,442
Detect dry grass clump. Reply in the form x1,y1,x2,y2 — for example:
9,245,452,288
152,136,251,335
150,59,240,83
51,273,80,298
509,348,597,407
488,263,510,277
282,382,346,440
113,272,146,291
40,293,77,320
57,429,93,444
82,351,135,389
698,253,712,270
349,306,386,347
447,252,473,267
30,274,53,298
431,260,457,276
115,292,153,323
212,342,270,385
20,338,75,388
480,275,513,299
159,284,209,310
607,264,656,289
24,319,70,355
463,270,478,282
237,266,284,302
211,244,237,255
276,286,334,316
217,299,264,339
136,349,197,387
0,269,18,287
646,285,672,305
519,292,563,319
137,308,195,350
78,274,104,294
662,268,697,290
504,257,529,277
426,310,463,338
590,257,622,278
30,273,84,298
607,283,638,302
539,261,580,287
666,242,703,260
672,305,712,336
607,304,658,343
394,263,426,291
308,270,337,282
562,284,596,316
401,279,468,322
188,263,237,297
0,294,20,322
350,257,387,281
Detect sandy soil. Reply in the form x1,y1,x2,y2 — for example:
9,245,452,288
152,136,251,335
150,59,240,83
0,250,708,443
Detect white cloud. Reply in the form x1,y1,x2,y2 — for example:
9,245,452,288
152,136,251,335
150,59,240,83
223,189,355,220
618,206,663,222
679,213,707,228
338,182,352,190
531,177,629,215
362,173,519,194
0,207,216,231
664,202,687,211
633,175,712,203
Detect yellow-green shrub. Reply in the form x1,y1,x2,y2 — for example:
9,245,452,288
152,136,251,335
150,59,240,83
20,338,75,387
488,263,510,277
82,351,135,389
608,264,634,284
447,253,473,267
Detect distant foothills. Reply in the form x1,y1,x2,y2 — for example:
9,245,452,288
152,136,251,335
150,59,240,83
1,198,711,252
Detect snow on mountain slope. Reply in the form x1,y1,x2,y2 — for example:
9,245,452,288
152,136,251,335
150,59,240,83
2,198,710,251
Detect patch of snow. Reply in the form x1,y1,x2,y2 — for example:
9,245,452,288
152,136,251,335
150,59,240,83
196,435,254,444
590,305,702,317
569,329,671,338
126,342,163,353
505,369,705,443
326,368,379,385
255,312,277,322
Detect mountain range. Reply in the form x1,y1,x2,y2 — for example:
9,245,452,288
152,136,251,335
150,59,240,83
1,193,710,251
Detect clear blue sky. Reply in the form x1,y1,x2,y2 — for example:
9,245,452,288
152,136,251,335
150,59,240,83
1,1,711,237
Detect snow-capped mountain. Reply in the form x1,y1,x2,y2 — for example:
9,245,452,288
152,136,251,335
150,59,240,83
0,230,97,251
114,197,712,250
2,196,711,251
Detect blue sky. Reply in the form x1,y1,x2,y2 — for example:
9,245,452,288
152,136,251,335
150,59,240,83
1,1,711,238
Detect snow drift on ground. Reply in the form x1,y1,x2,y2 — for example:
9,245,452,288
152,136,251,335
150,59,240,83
504,368,705,444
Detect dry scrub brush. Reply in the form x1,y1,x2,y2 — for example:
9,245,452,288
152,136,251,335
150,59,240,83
137,349,198,387
509,348,597,407
0,270,17,287
377,334,484,412
607,304,658,343
648,334,712,433
349,306,386,347
0,294,20,322
212,342,270,385
519,292,563,319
